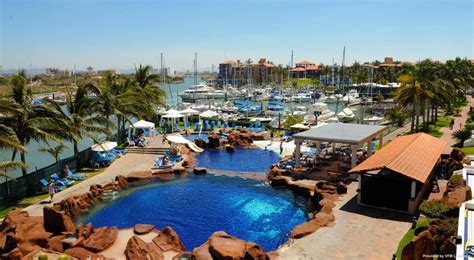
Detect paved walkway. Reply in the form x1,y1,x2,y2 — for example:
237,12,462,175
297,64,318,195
440,96,474,154
278,183,412,259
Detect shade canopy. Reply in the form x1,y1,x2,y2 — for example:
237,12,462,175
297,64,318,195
349,133,447,183
133,120,155,129
166,134,190,144
199,110,219,118
91,141,117,152
290,123,310,129
180,108,200,115
163,110,184,118
294,123,387,144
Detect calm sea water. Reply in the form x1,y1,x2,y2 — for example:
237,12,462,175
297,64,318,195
77,174,310,251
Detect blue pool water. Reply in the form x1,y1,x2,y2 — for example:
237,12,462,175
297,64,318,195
196,147,280,173
78,174,309,251
184,133,209,142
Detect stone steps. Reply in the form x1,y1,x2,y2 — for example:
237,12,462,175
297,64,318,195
126,147,168,155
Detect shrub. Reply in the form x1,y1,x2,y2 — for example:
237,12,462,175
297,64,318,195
432,217,458,237
419,199,450,218
449,174,464,187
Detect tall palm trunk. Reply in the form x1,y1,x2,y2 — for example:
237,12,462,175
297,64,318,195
410,103,416,132
73,140,79,157
415,105,420,132
116,116,121,143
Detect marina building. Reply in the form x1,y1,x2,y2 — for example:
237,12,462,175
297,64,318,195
218,58,276,85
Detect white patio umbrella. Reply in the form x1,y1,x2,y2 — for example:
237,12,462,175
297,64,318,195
290,123,310,130
91,141,118,152
180,108,200,115
163,110,184,132
166,134,190,144
180,108,200,129
199,110,219,118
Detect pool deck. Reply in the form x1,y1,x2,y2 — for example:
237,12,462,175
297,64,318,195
278,182,412,259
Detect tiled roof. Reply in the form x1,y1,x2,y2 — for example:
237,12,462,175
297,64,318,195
350,133,447,183
261,63,275,68
290,67,305,72
222,60,236,64
296,60,315,65
305,65,319,70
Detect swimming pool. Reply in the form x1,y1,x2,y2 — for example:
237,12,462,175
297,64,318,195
196,147,280,173
77,174,309,251
184,133,209,142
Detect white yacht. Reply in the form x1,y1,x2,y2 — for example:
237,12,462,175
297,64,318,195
292,106,308,116
337,107,356,122
179,82,225,101
293,93,313,103
326,93,343,103
305,102,335,124
341,89,361,105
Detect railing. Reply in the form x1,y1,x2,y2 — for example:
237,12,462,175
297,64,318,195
0,148,93,209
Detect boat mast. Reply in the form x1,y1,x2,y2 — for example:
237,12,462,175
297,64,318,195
194,52,198,85
161,53,174,107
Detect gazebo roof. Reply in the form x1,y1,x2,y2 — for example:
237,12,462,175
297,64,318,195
293,123,387,144
349,133,446,183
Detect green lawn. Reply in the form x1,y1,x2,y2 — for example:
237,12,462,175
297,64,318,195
396,217,431,259
0,167,106,219
462,146,474,155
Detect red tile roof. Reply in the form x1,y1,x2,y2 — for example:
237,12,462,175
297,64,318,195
290,67,305,72
295,60,315,65
350,133,446,183
222,60,236,64
261,63,275,68
305,65,319,70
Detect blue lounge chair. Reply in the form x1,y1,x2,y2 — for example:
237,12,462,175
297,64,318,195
51,173,75,186
163,151,183,162
224,121,229,128
231,122,236,128
217,121,222,128
153,156,175,169
91,152,115,168
66,169,85,180
40,178,66,191
210,121,215,129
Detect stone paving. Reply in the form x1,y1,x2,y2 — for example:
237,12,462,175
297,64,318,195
278,182,412,259
440,96,474,154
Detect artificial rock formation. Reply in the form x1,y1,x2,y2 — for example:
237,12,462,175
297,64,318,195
125,236,164,260
43,206,76,234
82,227,119,253
134,224,155,235
152,226,186,252
226,129,254,147
192,231,268,260
207,131,221,149
401,230,436,260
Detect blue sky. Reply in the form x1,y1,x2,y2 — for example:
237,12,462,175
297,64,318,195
1,0,473,71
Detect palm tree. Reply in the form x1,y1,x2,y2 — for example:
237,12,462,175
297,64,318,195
452,126,472,147
51,83,112,157
96,73,149,143
386,106,408,127
1,73,65,178
39,144,67,176
0,161,26,197
133,65,166,114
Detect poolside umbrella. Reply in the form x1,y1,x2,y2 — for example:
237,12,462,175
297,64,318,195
166,134,190,144
181,108,200,128
91,141,117,152
163,110,184,132
199,110,219,118
290,123,310,130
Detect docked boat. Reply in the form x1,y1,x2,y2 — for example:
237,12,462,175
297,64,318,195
337,107,356,122
239,104,263,117
341,89,361,105
265,99,286,117
293,93,313,103
326,93,343,103
178,82,224,101
305,102,335,124
292,106,308,116
363,115,385,125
